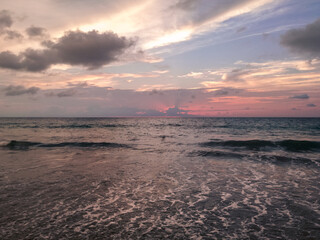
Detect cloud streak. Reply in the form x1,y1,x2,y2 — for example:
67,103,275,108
3,85,40,96
290,94,309,99
168,0,270,28
306,103,316,107
56,89,77,97
170,0,200,11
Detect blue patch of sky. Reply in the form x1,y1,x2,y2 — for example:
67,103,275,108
103,62,157,74
161,0,320,75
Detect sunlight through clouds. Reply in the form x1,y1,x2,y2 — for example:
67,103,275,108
144,28,193,49
0,0,319,117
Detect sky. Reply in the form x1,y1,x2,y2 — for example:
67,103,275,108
0,0,319,117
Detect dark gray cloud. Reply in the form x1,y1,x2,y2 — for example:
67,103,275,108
0,10,21,40
281,18,320,56
0,30,135,72
290,94,309,99
17,48,55,72
0,10,12,30
57,89,77,97
0,48,55,72
26,26,47,37
306,103,316,107
53,30,134,69
3,85,40,96
4,30,23,40
0,11,23,40
45,88,77,97
0,51,23,69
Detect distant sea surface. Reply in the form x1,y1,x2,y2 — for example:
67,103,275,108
0,117,319,239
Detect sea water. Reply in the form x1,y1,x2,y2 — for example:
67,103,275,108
0,118,319,239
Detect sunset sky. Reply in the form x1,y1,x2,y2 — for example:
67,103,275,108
0,0,319,117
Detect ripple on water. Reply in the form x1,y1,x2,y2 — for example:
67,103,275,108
0,148,319,239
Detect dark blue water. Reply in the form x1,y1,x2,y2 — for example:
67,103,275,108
0,118,319,239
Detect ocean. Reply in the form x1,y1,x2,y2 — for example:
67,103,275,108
0,117,319,239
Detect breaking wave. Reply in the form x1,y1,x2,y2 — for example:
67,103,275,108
3,140,130,150
48,124,93,129
193,150,318,166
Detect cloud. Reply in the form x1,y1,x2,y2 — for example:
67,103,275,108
1,84,318,117
306,103,316,107
0,30,135,72
4,30,23,40
56,88,77,97
0,10,22,40
34,86,206,116
143,0,273,49
136,109,165,117
51,30,135,69
281,18,320,56
169,0,269,28
179,71,204,78
202,59,320,91
67,81,89,87
45,88,77,97
0,51,25,69
171,0,200,11
237,26,247,33
0,48,52,71
165,106,189,116
0,10,12,31
26,26,47,37
213,88,230,96
290,94,309,99
222,69,246,82
3,85,40,96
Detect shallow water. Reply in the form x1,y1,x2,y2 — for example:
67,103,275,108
0,118,319,239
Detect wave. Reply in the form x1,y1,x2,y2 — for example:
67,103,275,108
2,124,123,129
3,140,130,150
48,124,93,129
153,123,183,127
193,150,317,166
259,155,315,165
101,124,120,128
6,141,41,149
201,140,320,152
279,140,320,152
190,150,244,158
